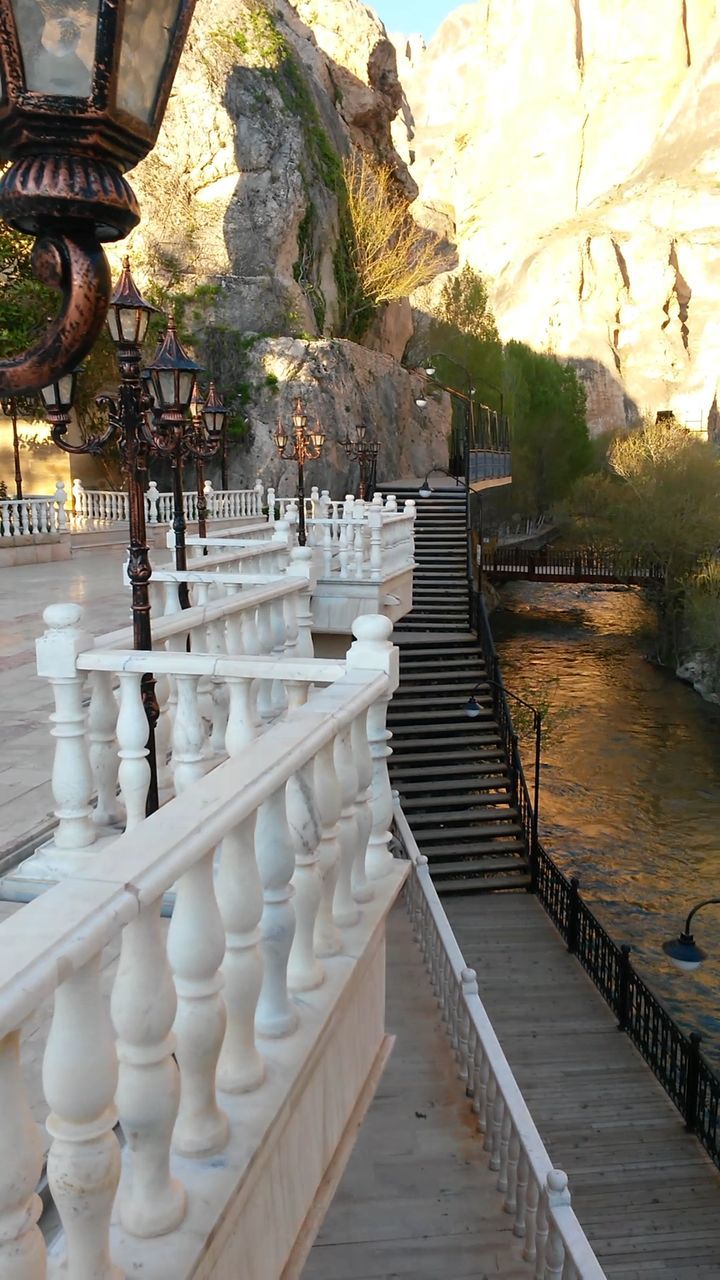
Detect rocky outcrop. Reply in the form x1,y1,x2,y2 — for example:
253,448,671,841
394,1,720,434
222,337,449,491
113,0,417,345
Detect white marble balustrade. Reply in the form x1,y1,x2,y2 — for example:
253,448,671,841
0,482,69,541
395,800,607,1280
70,479,265,529
0,623,404,1280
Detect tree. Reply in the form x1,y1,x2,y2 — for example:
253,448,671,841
423,265,504,412
0,223,57,359
504,341,591,515
342,148,445,331
566,419,720,663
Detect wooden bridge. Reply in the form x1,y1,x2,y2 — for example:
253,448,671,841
484,545,664,586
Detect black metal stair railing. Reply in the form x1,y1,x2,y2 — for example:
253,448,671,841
473,591,720,1170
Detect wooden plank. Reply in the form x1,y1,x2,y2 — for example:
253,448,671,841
445,893,720,1278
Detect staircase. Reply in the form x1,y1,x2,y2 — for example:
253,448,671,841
381,484,530,892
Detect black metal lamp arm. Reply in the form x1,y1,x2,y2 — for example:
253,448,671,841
684,898,720,937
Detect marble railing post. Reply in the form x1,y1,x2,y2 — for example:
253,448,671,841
369,508,383,579
71,477,86,523
0,1030,45,1280
346,615,398,879
266,486,276,524
145,480,160,525
54,479,69,532
43,958,122,1280
255,783,298,1037
287,546,315,658
36,604,96,867
254,478,264,516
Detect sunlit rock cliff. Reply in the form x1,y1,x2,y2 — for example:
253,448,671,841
393,0,720,433
109,0,448,492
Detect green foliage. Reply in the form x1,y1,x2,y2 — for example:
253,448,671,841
685,559,720,684
504,340,591,516
422,266,504,414
566,420,720,664
0,224,57,358
211,6,285,67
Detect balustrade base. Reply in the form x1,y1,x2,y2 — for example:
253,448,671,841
0,535,71,568
43,861,407,1280
1,827,123,894
312,567,413,635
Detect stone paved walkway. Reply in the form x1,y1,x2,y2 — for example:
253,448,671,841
0,547,131,858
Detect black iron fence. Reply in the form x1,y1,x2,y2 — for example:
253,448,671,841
474,592,720,1170
484,545,664,585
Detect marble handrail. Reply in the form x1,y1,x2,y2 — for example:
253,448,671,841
0,621,398,1279
70,479,265,527
394,800,607,1280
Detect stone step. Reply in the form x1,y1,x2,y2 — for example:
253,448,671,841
436,873,532,894
407,806,519,825
390,757,507,776
391,741,505,762
390,721,500,740
431,855,528,877
395,774,510,794
392,694,492,711
419,837,527,858
414,821,524,842
390,711,493,729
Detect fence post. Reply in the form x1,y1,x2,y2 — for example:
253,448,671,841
616,943,632,1032
146,480,159,525
685,1031,702,1133
54,480,69,532
567,877,580,953
254,478,264,516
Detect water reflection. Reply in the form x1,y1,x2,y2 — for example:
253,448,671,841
493,582,720,1066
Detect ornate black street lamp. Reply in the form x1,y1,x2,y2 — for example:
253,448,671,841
192,383,228,546
144,325,225,601
342,423,380,500
273,397,325,546
662,898,720,971
0,0,197,397
41,255,161,811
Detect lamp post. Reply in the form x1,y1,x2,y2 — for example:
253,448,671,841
193,384,228,545
0,0,197,398
41,256,162,813
662,898,720,971
0,395,23,499
342,423,381,500
273,397,325,546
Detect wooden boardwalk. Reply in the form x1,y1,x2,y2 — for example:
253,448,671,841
446,893,720,1280
302,903,530,1280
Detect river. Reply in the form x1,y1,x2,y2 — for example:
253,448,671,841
492,582,720,1068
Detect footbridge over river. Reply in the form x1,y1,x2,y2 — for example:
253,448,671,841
483,545,665,586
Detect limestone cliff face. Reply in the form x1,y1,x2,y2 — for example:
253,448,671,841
394,1,720,433
103,0,449,487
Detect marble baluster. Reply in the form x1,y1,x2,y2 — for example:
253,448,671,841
346,615,398,878
287,546,315,658
255,783,298,1037
332,725,361,927
112,898,186,1236
350,710,374,903
43,958,122,1280
287,758,324,992
217,669,264,1092
116,671,151,831
88,670,121,828
313,737,343,958
0,1031,45,1280
168,677,229,1156
35,603,96,864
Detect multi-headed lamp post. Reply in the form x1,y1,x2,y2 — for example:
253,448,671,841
144,324,227,601
0,0,197,398
273,397,325,546
342,423,380,500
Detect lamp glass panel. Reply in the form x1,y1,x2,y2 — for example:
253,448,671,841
105,306,121,344
118,306,143,344
14,0,100,96
275,430,288,451
40,382,58,409
58,372,75,407
178,370,195,408
153,369,176,407
204,409,222,437
116,0,182,122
